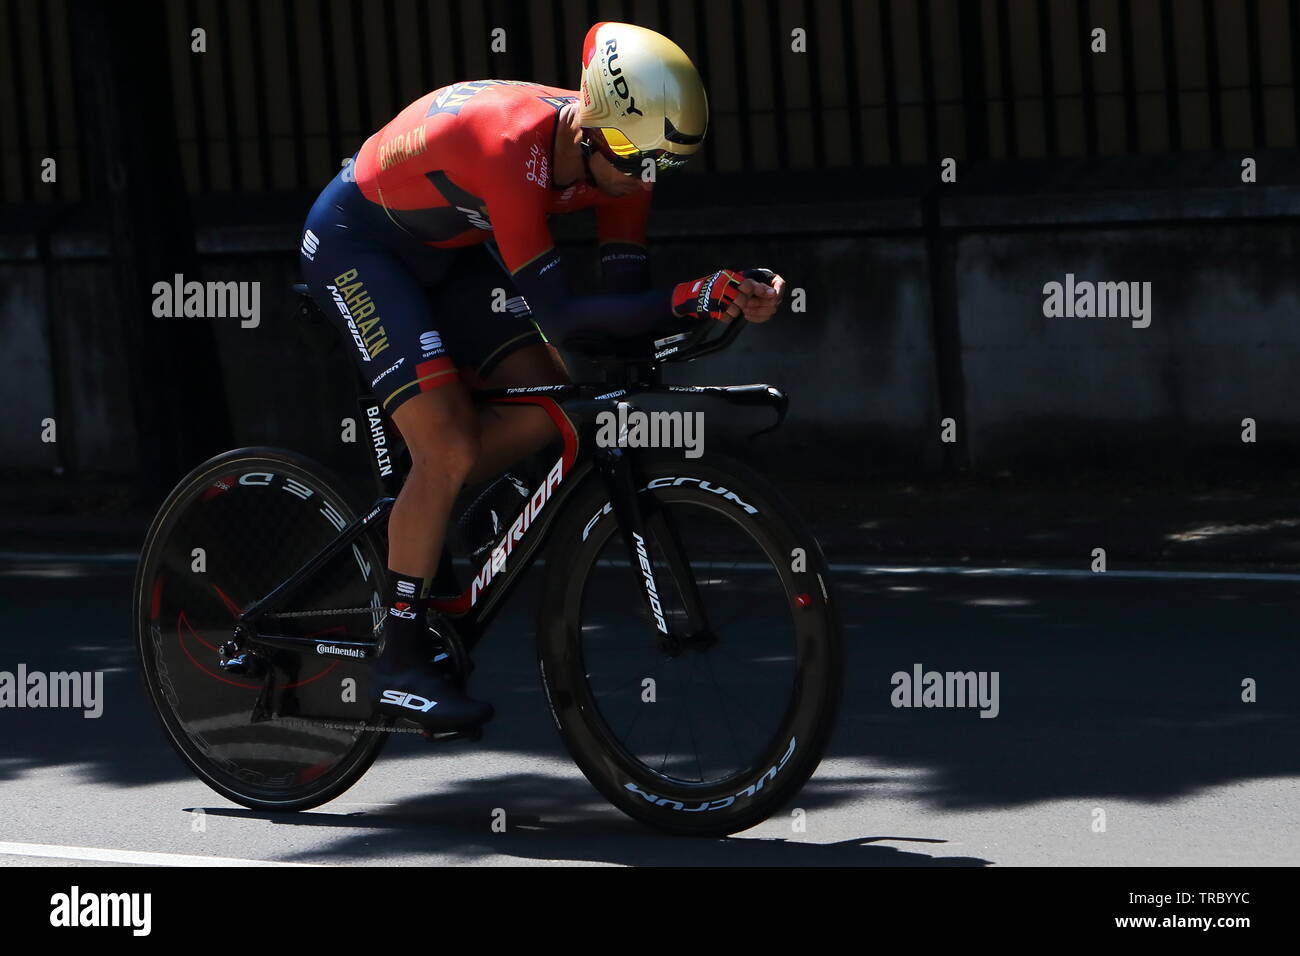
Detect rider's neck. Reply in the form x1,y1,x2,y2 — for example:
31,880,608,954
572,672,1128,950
552,104,586,189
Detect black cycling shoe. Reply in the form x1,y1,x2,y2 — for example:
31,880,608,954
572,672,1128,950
372,659,494,731
371,617,492,731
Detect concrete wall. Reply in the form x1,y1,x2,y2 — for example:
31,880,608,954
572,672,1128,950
956,223,1300,470
4,172,1300,481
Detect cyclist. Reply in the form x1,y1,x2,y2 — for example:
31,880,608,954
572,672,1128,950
298,21,785,732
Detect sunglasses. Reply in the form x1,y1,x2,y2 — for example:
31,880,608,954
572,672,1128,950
586,128,690,176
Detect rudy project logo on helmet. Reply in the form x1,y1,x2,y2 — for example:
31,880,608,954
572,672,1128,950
590,37,643,118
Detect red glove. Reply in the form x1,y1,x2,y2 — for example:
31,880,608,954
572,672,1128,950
671,269,745,322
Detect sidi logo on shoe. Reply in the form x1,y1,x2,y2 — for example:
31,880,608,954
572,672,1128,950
389,602,418,620
381,690,438,712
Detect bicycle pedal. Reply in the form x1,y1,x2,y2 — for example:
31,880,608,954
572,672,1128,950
219,651,266,677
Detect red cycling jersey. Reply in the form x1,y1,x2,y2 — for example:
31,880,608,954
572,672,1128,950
352,79,651,285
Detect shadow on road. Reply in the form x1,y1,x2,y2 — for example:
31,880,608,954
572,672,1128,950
1,559,1297,864
193,787,989,866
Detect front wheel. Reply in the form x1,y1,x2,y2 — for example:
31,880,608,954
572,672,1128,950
537,452,842,836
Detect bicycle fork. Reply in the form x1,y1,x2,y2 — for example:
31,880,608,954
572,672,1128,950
594,445,714,655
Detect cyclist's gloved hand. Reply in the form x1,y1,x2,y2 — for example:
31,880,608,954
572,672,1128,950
737,268,784,324
671,268,786,324
671,269,746,322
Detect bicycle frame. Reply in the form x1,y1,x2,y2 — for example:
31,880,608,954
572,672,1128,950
233,285,787,665
235,379,787,661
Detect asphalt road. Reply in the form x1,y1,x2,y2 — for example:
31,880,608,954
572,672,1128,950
0,553,1297,866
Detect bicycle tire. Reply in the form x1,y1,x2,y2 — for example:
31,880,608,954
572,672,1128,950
536,451,842,836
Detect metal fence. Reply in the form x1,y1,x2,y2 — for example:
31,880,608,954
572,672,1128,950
3,0,1300,204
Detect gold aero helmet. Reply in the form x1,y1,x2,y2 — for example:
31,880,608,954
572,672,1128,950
577,21,708,174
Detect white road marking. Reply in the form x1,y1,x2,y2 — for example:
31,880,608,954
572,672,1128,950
0,841,320,867
595,557,1300,582
835,564,1300,582
5,552,1300,583
0,552,138,564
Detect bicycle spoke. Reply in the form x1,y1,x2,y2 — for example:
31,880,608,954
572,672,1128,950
658,655,698,774
685,656,706,783
619,655,670,749
700,651,776,736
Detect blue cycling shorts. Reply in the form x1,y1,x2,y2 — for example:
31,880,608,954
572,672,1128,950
298,165,544,412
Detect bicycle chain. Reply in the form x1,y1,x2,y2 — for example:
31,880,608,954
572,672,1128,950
261,607,380,619
268,715,426,735
252,610,463,737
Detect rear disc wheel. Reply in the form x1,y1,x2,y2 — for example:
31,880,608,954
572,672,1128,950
134,447,390,812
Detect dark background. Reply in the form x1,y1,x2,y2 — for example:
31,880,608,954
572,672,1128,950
3,0,1300,564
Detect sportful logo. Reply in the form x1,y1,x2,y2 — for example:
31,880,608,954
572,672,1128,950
395,580,416,597
301,229,319,260
419,330,443,355
470,456,566,605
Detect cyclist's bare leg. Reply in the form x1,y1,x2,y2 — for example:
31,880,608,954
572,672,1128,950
387,343,567,577
466,343,569,483
388,382,481,578
379,380,493,729
374,343,566,727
